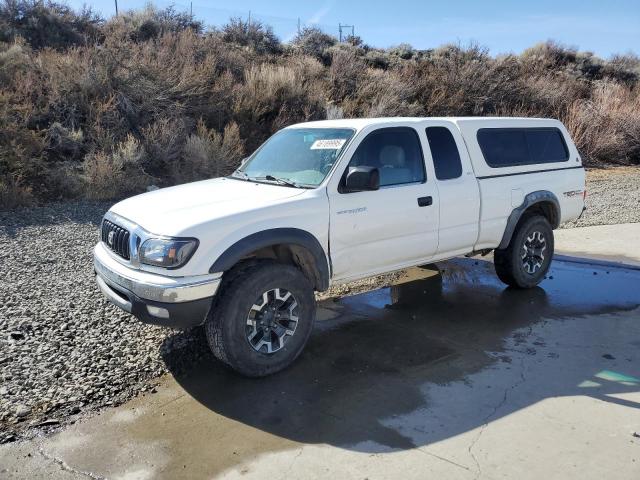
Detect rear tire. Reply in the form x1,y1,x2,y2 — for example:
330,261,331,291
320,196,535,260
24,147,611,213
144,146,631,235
205,260,316,377
494,215,554,288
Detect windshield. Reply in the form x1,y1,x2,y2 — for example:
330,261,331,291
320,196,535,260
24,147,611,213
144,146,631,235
234,128,355,187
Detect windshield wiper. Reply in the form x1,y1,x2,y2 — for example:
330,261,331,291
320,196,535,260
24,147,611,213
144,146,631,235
251,175,306,188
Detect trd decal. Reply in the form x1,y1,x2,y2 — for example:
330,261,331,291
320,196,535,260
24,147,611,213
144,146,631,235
563,190,584,197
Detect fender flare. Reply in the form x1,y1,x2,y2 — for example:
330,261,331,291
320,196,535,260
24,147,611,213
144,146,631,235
498,191,560,249
209,228,330,291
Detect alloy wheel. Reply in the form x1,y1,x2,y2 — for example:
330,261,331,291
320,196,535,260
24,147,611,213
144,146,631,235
521,231,547,274
246,288,299,354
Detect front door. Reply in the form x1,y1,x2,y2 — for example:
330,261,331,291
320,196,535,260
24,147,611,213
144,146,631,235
328,126,439,282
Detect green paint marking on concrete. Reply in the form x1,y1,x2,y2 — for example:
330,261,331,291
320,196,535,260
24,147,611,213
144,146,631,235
595,370,639,384
578,380,601,388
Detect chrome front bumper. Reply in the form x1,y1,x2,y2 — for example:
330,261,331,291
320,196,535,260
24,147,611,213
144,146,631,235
94,242,221,328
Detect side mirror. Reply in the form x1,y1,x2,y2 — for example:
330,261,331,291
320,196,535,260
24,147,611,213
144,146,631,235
344,166,380,192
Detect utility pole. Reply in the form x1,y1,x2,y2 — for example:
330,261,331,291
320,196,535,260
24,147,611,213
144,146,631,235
114,0,118,17
297,17,301,35
339,23,355,42
247,10,251,26
190,1,192,17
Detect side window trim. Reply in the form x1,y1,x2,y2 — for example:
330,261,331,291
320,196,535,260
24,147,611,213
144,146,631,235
338,126,427,193
379,179,424,190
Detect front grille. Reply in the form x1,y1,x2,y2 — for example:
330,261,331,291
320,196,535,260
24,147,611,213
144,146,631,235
101,219,131,260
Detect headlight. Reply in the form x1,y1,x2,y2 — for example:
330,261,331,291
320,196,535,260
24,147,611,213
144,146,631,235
138,237,198,268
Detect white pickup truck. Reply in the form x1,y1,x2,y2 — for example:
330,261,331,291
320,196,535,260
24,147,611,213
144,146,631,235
94,117,586,376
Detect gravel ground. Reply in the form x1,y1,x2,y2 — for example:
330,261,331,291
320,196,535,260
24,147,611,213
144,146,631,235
566,166,640,228
0,202,210,443
1,167,639,442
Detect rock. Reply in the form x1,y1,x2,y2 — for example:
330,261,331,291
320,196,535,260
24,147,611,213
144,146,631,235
15,405,30,418
9,331,24,340
34,418,60,427
0,432,17,444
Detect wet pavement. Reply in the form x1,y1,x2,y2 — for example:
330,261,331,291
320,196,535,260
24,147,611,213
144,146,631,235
2,256,640,479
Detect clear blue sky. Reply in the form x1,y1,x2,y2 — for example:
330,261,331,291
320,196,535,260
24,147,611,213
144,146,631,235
69,0,639,57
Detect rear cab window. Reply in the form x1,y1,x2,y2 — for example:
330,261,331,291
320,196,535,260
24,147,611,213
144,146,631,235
477,128,569,168
425,126,463,180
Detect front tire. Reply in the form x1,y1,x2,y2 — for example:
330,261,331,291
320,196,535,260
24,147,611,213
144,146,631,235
494,215,554,288
205,261,316,377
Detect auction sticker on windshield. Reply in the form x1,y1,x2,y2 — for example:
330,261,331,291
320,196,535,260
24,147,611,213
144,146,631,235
310,139,347,150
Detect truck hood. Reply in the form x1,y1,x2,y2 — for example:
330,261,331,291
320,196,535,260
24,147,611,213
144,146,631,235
109,177,306,235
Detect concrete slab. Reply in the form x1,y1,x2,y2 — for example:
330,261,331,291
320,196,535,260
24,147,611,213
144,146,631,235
2,256,639,479
556,223,640,266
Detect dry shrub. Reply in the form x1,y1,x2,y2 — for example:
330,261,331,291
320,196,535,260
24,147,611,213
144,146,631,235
524,73,589,117
0,39,32,84
141,117,189,178
45,122,84,160
522,41,580,72
2,2,640,209
89,95,130,152
326,104,344,120
363,49,391,69
175,121,244,183
83,134,151,200
291,27,336,64
0,175,33,209
288,54,326,82
0,91,47,200
364,69,422,117
221,17,281,55
565,82,640,165
233,63,324,151
102,4,202,42
44,164,85,199
0,0,102,50
606,53,640,84
388,43,415,60
329,48,367,102
106,31,244,131
404,45,531,116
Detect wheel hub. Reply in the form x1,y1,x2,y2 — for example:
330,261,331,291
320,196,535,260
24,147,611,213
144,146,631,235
246,288,299,354
521,231,547,274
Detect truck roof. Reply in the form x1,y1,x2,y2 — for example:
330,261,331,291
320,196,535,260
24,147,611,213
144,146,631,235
287,117,561,131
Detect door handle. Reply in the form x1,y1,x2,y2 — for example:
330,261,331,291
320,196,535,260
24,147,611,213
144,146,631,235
417,196,432,207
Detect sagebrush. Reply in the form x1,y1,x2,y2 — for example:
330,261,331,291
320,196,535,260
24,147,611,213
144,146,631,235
1,1,639,208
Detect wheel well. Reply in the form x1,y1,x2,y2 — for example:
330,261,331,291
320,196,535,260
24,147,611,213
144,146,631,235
499,192,561,250
227,243,325,292
522,200,559,229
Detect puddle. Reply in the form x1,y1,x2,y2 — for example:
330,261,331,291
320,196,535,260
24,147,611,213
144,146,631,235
152,258,639,470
